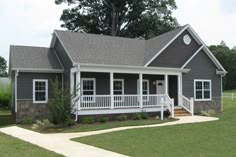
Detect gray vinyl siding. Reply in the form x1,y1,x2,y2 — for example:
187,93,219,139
81,72,164,95
148,30,200,68
54,38,73,85
183,50,221,98
17,72,62,99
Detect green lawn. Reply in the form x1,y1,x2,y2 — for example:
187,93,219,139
0,133,63,157
75,98,236,157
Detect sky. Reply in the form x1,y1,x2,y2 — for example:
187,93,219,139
1,0,236,64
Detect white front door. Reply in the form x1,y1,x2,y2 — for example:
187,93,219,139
156,80,165,94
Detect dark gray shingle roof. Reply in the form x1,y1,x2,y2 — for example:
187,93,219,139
55,26,186,66
55,30,146,66
10,46,63,70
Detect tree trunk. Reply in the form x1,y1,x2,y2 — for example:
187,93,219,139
111,3,117,36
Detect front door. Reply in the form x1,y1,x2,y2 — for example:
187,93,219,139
156,80,165,94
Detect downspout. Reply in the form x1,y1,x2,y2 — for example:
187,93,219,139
15,69,19,113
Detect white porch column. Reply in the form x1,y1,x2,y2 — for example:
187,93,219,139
77,67,81,111
165,74,168,95
178,74,183,106
139,73,143,108
110,72,114,109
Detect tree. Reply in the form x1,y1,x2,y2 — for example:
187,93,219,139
209,44,236,90
55,0,178,39
0,56,7,77
48,79,75,127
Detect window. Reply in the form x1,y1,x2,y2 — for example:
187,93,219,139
113,79,124,102
81,78,96,102
137,80,149,101
33,79,48,103
194,80,211,101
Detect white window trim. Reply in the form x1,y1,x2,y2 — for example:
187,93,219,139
137,79,150,102
81,78,96,103
113,79,124,102
194,79,212,101
33,79,48,104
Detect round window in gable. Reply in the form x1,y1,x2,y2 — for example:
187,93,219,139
183,34,192,45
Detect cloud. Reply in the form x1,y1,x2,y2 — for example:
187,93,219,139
173,0,236,48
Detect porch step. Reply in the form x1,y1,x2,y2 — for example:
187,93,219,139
174,108,191,117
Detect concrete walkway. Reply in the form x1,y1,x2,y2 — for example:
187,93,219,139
0,116,218,157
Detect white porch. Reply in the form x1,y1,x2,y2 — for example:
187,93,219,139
70,64,194,119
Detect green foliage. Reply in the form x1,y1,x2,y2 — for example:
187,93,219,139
82,117,95,124
21,117,34,125
65,118,76,126
116,115,127,121
55,0,178,39
0,56,7,77
0,83,11,108
99,117,109,123
48,79,73,127
133,112,149,120
209,42,236,90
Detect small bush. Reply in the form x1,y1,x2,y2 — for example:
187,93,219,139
133,112,149,120
133,113,142,120
116,115,127,121
99,117,109,123
21,117,34,125
82,117,95,124
65,118,76,126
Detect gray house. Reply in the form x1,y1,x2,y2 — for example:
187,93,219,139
9,24,226,122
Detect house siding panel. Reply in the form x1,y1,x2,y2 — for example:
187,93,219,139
148,30,200,68
81,72,164,95
182,50,221,112
17,72,62,99
54,38,73,85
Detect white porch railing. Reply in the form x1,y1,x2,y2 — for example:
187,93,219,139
181,95,194,116
80,94,174,117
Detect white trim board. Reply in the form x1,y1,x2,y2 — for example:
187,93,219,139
33,79,48,104
181,45,204,69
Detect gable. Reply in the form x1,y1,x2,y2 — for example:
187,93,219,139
148,30,201,68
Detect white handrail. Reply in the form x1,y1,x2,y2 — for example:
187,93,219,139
181,95,194,116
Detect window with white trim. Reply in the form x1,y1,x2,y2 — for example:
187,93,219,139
33,79,48,103
194,80,211,101
137,80,149,101
113,79,124,102
81,78,96,102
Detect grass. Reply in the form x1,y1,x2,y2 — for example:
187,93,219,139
20,118,175,133
0,107,14,127
75,98,236,157
0,133,63,157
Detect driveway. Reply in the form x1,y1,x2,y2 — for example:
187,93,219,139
0,116,218,157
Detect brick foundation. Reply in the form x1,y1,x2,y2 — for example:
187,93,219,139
194,97,222,114
15,100,49,122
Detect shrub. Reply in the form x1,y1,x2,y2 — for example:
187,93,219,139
99,117,109,123
0,83,11,108
82,117,95,124
133,113,142,120
21,117,34,125
116,115,127,121
65,118,76,126
133,112,149,120
140,112,149,119
48,79,74,127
